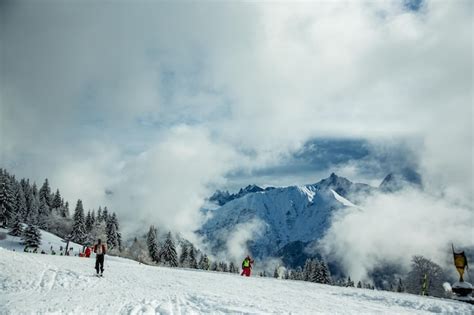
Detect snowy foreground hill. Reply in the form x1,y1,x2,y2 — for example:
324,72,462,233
1,248,472,314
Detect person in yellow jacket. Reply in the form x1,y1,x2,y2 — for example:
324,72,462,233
241,255,254,277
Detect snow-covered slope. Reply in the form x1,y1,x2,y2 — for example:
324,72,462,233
0,227,83,255
200,174,372,259
1,248,471,314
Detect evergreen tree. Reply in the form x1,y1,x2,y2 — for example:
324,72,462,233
71,200,87,244
147,225,160,262
16,185,28,222
346,276,355,287
397,278,405,293
52,189,62,210
37,197,50,229
274,267,279,279
229,261,237,273
8,212,23,236
357,281,362,288
106,221,118,249
97,207,103,222
26,195,39,224
303,258,312,281
210,261,218,271
126,237,150,264
309,259,319,283
85,211,93,232
284,269,290,280
159,232,178,267
22,224,42,248
218,262,228,272
295,266,304,281
61,201,70,218
102,207,109,223
90,210,96,227
179,244,188,267
0,172,15,227
319,260,332,284
89,220,107,246
107,212,121,250
188,245,198,269
39,179,51,208
199,254,210,270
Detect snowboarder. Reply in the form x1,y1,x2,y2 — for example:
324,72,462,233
241,255,254,277
94,239,107,276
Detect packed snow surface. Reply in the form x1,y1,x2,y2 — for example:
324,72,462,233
1,248,472,314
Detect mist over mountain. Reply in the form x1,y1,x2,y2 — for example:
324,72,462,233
199,173,382,264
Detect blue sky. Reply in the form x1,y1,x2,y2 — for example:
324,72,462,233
1,0,472,233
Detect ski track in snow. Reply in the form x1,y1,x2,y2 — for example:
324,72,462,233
1,248,473,315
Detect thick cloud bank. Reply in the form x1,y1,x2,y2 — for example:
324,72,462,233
319,188,474,281
1,0,472,250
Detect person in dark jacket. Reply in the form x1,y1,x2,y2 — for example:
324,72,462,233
94,239,107,276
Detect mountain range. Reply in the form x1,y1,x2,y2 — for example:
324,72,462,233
199,171,421,267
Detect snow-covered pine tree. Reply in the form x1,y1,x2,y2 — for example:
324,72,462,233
310,259,319,283
16,185,27,222
26,194,39,225
10,180,20,216
188,245,198,269
37,197,50,229
39,179,51,208
102,207,109,223
147,226,160,263
8,211,23,236
90,210,96,224
199,254,210,270
22,224,42,249
220,262,228,272
303,258,312,281
346,276,354,287
52,189,61,211
396,278,405,292
229,261,237,273
59,200,69,218
97,207,103,222
357,281,362,288
89,220,107,246
71,199,87,244
0,171,15,227
159,232,178,267
273,267,279,279
319,260,332,284
106,220,118,249
210,261,218,271
179,243,188,267
284,269,290,280
85,211,93,232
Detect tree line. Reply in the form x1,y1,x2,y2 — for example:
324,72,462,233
0,168,122,252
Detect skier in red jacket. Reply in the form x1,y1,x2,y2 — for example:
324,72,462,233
241,255,254,277
94,239,107,277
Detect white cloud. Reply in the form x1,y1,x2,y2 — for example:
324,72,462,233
319,188,474,281
1,1,472,243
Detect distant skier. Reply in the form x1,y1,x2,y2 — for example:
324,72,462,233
241,255,254,277
94,239,107,276
85,246,91,258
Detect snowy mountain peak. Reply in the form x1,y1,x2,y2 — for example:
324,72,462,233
200,174,373,260
209,184,264,206
379,168,422,192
